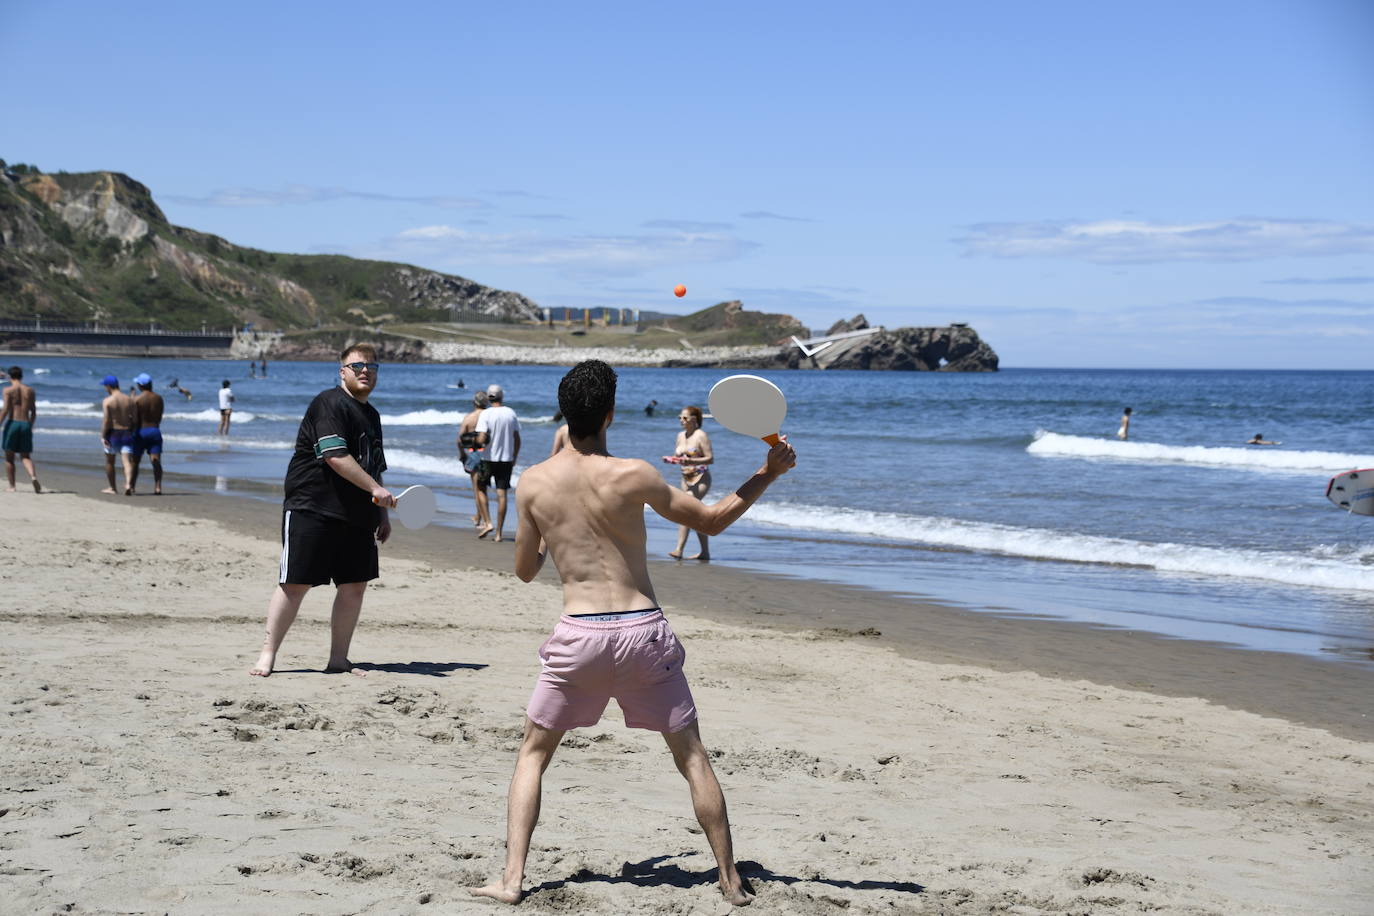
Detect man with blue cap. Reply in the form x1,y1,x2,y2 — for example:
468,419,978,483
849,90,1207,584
100,374,137,495
130,373,165,495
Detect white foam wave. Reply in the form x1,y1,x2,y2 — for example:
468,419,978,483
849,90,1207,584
747,502,1374,593
165,408,261,423
381,409,465,426
384,448,471,479
31,368,50,375
1028,431,1374,475
383,448,524,487
35,399,101,417
28,427,296,451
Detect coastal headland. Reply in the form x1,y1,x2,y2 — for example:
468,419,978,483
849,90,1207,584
1,163,998,370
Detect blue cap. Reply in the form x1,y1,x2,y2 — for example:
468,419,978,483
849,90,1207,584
102,375,118,387
134,373,152,386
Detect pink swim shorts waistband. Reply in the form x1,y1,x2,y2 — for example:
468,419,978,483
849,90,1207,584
557,608,665,630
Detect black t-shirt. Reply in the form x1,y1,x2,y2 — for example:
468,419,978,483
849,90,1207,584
283,387,386,528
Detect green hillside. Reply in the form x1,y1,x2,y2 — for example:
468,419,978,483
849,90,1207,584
0,161,540,331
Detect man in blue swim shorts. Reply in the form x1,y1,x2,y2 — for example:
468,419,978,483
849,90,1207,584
100,374,137,495
130,373,165,495
2,365,41,493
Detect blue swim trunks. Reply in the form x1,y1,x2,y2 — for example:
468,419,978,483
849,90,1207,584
2,420,33,454
104,429,135,455
133,427,163,457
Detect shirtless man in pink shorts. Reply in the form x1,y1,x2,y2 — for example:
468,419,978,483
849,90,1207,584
469,359,796,908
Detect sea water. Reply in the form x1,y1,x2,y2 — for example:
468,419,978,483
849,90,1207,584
18,357,1374,663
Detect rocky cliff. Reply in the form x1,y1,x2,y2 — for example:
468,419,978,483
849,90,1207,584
0,162,539,330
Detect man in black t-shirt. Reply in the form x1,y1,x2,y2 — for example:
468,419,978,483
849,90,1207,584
249,344,395,678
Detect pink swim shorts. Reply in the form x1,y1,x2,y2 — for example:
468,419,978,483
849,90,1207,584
526,610,697,733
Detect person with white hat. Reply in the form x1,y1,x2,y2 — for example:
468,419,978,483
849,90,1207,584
475,383,521,541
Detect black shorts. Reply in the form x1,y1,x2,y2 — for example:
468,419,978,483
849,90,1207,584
486,460,514,490
279,509,378,587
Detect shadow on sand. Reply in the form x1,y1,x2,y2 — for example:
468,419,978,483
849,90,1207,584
528,852,924,900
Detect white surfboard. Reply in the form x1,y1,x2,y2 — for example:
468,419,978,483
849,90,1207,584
1326,469,1374,516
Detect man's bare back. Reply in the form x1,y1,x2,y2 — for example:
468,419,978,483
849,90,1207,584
2,381,35,424
515,436,794,615
103,391,135,431
134,390,164,428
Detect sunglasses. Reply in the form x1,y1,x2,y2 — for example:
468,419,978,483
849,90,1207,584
344,362,380,373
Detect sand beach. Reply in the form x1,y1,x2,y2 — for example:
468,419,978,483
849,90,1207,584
2,469,1372,914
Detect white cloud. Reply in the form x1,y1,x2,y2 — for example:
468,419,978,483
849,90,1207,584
958,218,1374,263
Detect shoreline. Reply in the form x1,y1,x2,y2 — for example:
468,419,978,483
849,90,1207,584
26,459,1374,742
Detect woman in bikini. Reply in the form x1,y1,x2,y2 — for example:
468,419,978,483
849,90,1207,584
666,405,713,561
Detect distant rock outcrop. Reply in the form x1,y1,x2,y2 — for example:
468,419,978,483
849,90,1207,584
661,315,999,371
794,322,999,371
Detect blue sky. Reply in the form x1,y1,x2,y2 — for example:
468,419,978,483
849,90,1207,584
4,0,1372,367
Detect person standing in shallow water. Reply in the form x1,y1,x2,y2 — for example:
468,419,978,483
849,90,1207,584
248,345,393,678
667,405,713,561
1116,407,1132,441
468,359,796,908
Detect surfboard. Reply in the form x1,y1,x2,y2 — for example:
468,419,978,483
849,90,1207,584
1326,469,1374,516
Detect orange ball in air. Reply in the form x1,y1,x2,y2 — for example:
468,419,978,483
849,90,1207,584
673,284,687,298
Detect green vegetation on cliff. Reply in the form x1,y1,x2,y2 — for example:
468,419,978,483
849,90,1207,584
0,161,540,331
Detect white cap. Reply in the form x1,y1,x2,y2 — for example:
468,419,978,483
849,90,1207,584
486,383,504,400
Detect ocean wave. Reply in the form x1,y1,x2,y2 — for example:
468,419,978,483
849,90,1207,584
381,409,465,426
377,409,554,426
746,502,1374,593
165,408,262,423
384,448,524,487
31,427,296,450
1028,431,1374,474
35,399,101,417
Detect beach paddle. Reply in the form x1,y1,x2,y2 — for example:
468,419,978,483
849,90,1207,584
375,484,437,529
1326,468,1374,516
707,374,786,446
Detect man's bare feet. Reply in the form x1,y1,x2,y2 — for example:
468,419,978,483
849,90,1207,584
477,526,494,539
124,486,134,496
468,882,523,905
668,551,683,560
688,552,710,562
493,534,504,543
101,487,117,494
4,487,14,493
721,875,756,906
32,480,41,493
324,658,367,676
249,650,275,677
153,487,161,495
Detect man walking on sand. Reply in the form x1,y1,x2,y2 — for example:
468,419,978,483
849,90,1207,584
100,375,137,495
474,383,520,541
2,366,41,493
249,345,394,678
129,373,165,495
469,360,796,908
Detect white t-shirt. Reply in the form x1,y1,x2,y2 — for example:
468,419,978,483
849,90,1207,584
475,404,520,462
218,387,234,410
